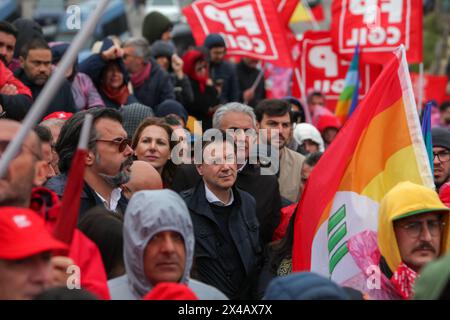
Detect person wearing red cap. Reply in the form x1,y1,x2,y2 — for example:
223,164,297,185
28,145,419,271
316,114,341,149
143,283,198,300
0,207,67,300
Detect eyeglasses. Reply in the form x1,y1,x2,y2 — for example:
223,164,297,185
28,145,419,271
95,138,132,153
0,140,42,161
433,151,450,163
397,220,445,238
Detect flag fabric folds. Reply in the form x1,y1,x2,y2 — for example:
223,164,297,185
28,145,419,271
335,45,360,124
292,46,434,285
421,102,434,174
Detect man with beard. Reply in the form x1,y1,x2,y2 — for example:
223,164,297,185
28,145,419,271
255,99,305,203
14,37,76,118
432,127,450,192
46,108,133,219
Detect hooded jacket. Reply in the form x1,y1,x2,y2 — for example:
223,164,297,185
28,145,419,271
293,123,325,152
108,190,227,300
77,38,138,109
378,181,450,273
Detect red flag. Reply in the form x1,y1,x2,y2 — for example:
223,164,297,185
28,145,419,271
275,0,299,25
52,149,87,247
331,0,423,64
182,0,293,67
292,30,381,112
410,73,448,105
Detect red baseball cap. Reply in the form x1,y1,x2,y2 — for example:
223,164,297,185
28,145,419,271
143,283,198,300
0,207,68,260
42,112,73,121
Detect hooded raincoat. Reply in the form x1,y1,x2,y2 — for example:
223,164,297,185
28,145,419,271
108,190,227,300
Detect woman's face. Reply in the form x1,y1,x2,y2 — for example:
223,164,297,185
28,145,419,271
103,63,124,89
195,60,207,77
135,125,171,173
156,56,170,71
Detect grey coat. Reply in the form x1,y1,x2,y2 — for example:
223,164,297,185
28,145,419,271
108,189,227,300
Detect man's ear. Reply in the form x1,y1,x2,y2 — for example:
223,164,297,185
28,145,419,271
19,56,25,68
85,150,95,166
195,164,203,176
33,160,48,187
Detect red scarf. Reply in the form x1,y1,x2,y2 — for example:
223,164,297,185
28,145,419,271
391,262,418,300
182,49,209,93
100,83,130,106
131,62,151,89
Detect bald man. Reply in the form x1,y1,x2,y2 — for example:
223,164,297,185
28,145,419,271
0,119,47,207
121,160,163,200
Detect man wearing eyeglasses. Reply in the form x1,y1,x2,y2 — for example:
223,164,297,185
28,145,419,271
432,127,450,191
46,108,133,219
377,181,450,299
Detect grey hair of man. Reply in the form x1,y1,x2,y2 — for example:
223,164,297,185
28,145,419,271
40,118,66,130
212,102,257,129
122,37,151,61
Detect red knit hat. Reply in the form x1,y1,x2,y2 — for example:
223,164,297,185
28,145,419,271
142,283,199,300
0,207,67,260
317,114,341,134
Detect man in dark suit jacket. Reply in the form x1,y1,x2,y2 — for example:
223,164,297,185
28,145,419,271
171,102,281,245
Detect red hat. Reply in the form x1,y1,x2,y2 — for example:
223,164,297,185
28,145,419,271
0,207,68,260
317,114,341,134
42,112,73,121
439,183,450,208
142,283,199,300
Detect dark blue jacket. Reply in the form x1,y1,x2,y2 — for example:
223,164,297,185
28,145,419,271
45,173,128,220
210,60,239,104
14,68,76,118
180,180,263,299
77,53,138,110
133,59,175,110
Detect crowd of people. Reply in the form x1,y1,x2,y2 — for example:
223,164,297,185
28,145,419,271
1,10,450,301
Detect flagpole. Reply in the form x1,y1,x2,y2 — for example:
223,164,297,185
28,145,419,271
302,0,320,31
294,67,312,123
418,62,424,113
0,0,111,179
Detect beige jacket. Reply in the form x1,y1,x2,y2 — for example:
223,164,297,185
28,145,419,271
278,147,305,203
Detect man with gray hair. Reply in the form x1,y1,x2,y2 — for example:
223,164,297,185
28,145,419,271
172,102,282,245
122,37,174,110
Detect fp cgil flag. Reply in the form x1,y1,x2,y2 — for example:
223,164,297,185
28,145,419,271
292,46,434,284
292,31,380,112
182,0,293,67
331,0,423,64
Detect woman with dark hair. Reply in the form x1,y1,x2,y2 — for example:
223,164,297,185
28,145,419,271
78,38,138,109
78,207,125,280
132,117,177,188
182,49,220,129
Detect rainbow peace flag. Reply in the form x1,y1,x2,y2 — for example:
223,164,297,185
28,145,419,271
292,47,434,284
335,45,360,124
421,102,434,173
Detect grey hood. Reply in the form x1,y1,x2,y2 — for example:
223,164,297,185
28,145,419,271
123,189,194,298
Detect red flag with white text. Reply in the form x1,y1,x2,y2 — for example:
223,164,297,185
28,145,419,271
292,31,381,112
331,0,423,64
182,0,293,67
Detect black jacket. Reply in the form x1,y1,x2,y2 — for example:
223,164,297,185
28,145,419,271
209,60,239,104
171,163,281,245
185,79,220,129
45,173,128,220
133,59,175,109
180,181,262,299
236,60,266,108
14,69,76,118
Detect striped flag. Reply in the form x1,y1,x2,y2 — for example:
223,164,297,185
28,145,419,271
292,46,434,284
421,102,434,173
335,45,360,124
